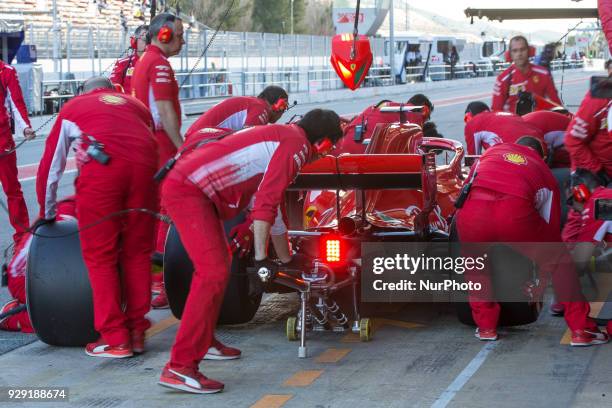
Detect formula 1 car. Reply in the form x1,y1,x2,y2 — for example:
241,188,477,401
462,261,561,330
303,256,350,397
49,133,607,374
21,115,541,348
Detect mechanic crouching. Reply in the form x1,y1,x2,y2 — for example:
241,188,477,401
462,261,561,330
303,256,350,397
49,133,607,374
157,109,342,394
454,137,608,346
185,85,289,140
35,77,159,358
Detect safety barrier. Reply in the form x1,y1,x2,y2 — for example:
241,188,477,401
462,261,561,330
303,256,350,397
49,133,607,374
34,60,586,115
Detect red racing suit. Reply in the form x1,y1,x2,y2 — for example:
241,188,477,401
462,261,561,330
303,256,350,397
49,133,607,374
335,102,426,154
185,96,271,140
2,197,77,333
109,53,140,94
463,111,545,155
36,89,158,347
455,143,594,332
0,61,32,244
523,110,571,167
492,63,562,113
131,44,181,166
131,44,182,254
564,92,612,178
162,124,310,371
575,187,612,244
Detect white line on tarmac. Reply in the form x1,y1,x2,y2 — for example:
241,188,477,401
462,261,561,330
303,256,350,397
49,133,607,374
430,341,498,408
18,169,77,183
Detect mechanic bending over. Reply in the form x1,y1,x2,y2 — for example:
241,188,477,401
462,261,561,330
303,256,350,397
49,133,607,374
156,109,343,394
131,12,185,304
0,197,77,333
185,85,290,140
109,24,150,94
36,77,159,358
454,137,608,346
564,71,612,186
463,101,545,156
0,59,36,245
334,93,438,155
492,35,562,113
522,109,572,168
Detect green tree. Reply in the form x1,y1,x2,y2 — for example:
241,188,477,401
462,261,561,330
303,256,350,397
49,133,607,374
172,0,251,31
251,0,307,34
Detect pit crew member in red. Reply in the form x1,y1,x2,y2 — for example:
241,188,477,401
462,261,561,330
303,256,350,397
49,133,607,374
185,85,289,140
455,138,607,346
523,110,572,167
131,13,185,165
0,60,36,244
109,25,149,94
564,90,612,183
0,197,76,333
492,36,562,113
157,109,343,394
463,101,544,155
36,77,159,358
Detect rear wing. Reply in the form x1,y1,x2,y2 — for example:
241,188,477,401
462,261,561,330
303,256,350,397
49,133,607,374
378,105,424,113
289,154,428,191
288,153,437,235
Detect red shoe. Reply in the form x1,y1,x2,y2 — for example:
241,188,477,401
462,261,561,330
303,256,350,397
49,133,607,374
607,321,612,336
151,289,169,309
158,364,224,394
204,338,242,360
131,331,146,354
85,340,133,358
475,328,498,341
570,328,609,347
151,281,164,295
0,300,21,331
550,302,565,316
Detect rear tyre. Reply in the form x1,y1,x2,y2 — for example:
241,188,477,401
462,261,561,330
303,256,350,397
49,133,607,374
164,213,262,325
453,241,542,327
27,220,98,346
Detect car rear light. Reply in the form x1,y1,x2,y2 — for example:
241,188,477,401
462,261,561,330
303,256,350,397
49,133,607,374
322,236,342,263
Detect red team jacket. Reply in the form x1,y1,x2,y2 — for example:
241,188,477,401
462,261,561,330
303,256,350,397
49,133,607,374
523,110,572,167
185,96,271,140
0,61,31,148
576,187,612,243
168,124,311,224
109,53,140,94
464,111,545,155
335,103,426,154
36,89,157,219
565,92,612,177
492,63,562,113
131,44,181,132
600,0,612,55
470,143,560,227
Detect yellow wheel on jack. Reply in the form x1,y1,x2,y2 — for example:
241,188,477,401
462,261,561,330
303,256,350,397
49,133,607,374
286,317,298,341
359,318,372,342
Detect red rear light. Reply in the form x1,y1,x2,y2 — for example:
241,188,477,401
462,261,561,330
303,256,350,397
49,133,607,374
322,236,342,263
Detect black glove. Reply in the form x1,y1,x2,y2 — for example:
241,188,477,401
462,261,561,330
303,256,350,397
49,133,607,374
281,253,313,273
597,170,611,187
31,217,55,232
249,258,279,298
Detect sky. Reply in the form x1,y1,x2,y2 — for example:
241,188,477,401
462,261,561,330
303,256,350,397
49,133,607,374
403,0,599,34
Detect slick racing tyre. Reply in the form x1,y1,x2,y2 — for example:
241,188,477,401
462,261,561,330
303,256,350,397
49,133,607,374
164,212,262,324
454,244,542,327
551,167,571,227
27,219,98,346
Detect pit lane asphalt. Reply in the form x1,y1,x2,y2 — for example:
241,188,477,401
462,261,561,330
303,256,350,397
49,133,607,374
0,70,609,407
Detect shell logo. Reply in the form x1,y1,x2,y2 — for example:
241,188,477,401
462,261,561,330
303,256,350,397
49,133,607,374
99,94,127,105
503,153,528,165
